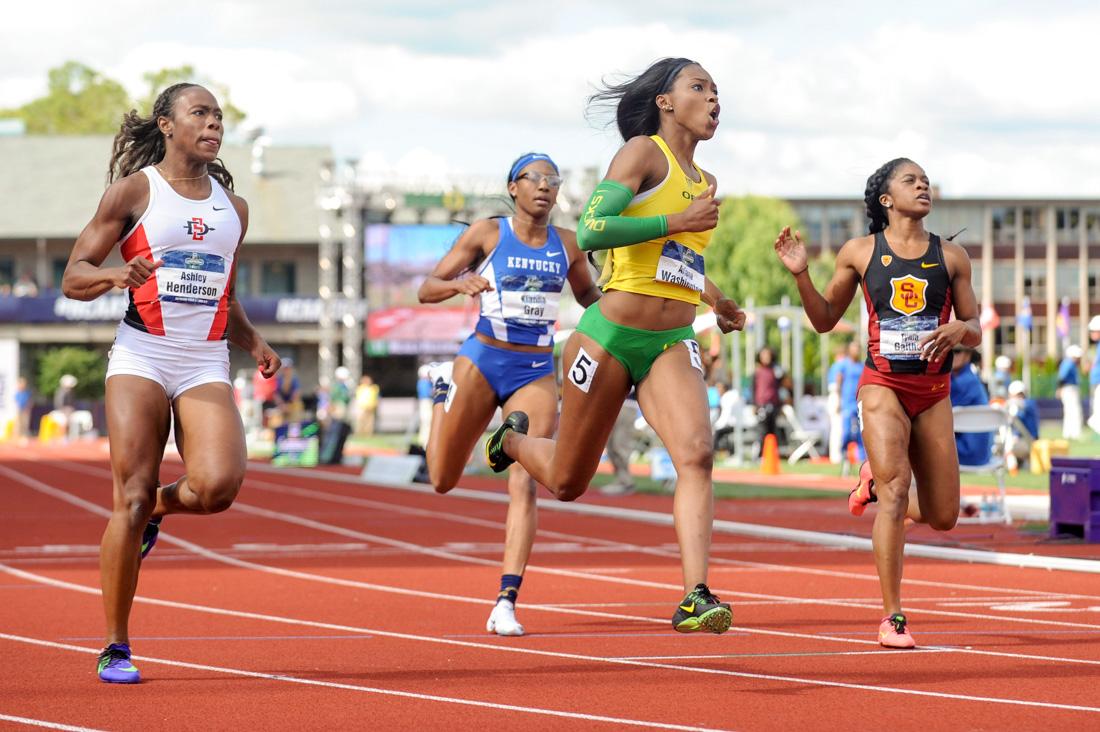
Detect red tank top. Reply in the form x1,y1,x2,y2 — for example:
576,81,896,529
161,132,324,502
860,231,953,375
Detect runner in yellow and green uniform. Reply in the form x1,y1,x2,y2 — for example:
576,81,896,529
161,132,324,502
485,57,746,634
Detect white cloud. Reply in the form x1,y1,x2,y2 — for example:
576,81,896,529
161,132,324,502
2,1,1099,196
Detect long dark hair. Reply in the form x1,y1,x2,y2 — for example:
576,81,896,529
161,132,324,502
587,57,697,141
108,83,234,190
863,157,913,234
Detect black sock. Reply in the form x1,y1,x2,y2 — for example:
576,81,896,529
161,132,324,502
498,574,522,604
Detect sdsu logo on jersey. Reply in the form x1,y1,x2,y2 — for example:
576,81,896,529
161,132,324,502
889,275,928,315
183,217,215,241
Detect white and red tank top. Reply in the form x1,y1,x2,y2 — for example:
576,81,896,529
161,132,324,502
118,166,241,340
861,230,953,375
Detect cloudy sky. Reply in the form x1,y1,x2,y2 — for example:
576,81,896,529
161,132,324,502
4,0,1099,197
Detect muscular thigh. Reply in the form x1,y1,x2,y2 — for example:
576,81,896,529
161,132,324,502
857,384,912,490
908,397,960,516
503,374,558,439
555,331,632,475
636,341,711,464
435,355,499,457
106,375,172,484
172,382,246,480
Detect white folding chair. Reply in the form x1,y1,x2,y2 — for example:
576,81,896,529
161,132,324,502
781,404,824,463
952,405,1012,524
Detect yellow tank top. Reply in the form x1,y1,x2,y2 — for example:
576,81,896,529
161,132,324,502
600,135,714,304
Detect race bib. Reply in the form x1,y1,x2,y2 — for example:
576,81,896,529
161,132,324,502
654,240,705,292
158,250,228,307
500,290,561,323
878,314,939,360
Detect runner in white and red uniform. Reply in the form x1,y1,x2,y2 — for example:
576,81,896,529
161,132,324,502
774,158,980,649
62,83,280,684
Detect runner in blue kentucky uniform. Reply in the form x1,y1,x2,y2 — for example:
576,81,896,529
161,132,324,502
417,152,600,637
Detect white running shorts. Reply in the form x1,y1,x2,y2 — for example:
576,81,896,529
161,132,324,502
106,323,231,400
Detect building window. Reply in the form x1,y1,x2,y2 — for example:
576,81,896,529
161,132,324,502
1024,275,1046,301
235,260,253,297
52,258,68,291
0,258,14,288
260,261,296,295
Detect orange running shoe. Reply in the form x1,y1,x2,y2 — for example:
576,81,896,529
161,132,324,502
879,613,916,648
848,461,877,516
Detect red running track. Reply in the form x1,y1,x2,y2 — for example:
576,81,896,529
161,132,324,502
2,443,1100,731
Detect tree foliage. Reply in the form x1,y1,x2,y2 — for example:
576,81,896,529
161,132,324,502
0,61,245,135
36,346,107,399
138,65,246,127
1,61,129,134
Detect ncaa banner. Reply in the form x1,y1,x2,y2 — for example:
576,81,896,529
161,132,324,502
0,338,18,427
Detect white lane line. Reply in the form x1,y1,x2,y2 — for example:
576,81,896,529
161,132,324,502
249,462,1100,575
10,464,1100,672
617,650,938,660
2,568,1099,715
236,466,1100,601
0,634,723,732
53,459,1100,602
0,715,105,732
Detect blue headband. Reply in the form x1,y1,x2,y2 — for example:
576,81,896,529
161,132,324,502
659,59,695,93
509,153,559,182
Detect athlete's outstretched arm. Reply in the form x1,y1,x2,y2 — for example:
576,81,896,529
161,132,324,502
62,175,161,301
417,219,496,303
578,136,719,252
917,242,981,363
775,226,861,333
558,229,601,308
224,196,280,378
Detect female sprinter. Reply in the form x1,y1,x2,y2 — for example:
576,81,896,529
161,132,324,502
418,152,600,636
485,58,746,634
773,158,980,648
62,83,280,682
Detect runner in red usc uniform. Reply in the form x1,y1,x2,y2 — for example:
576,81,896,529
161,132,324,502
62,84,280,684
773,158,980,649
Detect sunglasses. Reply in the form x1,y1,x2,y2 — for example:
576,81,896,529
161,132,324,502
516,172,562,188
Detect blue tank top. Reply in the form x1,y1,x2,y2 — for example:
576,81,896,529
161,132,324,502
474,217,569,347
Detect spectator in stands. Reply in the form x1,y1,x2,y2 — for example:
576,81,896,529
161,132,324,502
1058,344,1083,439
273,358,302,423
1087,316,1100,435
14,376,33,441
1005,379,1039,472
949,345,992,466
599,394,640,496
753,346,780,454
355,374,380,436
252,366,278,426
991,355,1013,401
330,366,353,422
826,345,845,462
12,271,39,297
838,339,865,463
712,380,743,455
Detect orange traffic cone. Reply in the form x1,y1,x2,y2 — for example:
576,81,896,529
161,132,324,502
846,441,858,466
761,433,781,475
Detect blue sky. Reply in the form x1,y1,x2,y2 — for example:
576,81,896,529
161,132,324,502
3,1,1099,197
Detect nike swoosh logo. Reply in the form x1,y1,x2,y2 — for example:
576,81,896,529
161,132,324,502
531,361,548,368
546,250,562,257
213,206,228,211
920,262,939,269
679,602,695,613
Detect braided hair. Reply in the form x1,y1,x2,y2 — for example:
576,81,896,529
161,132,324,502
587,57,697,141
108,83,234,190
863,157,913,234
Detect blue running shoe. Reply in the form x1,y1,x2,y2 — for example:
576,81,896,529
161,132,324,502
97,643,141,683
140,516,162,559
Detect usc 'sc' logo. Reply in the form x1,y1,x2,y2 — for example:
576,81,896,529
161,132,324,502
889,275,929,315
